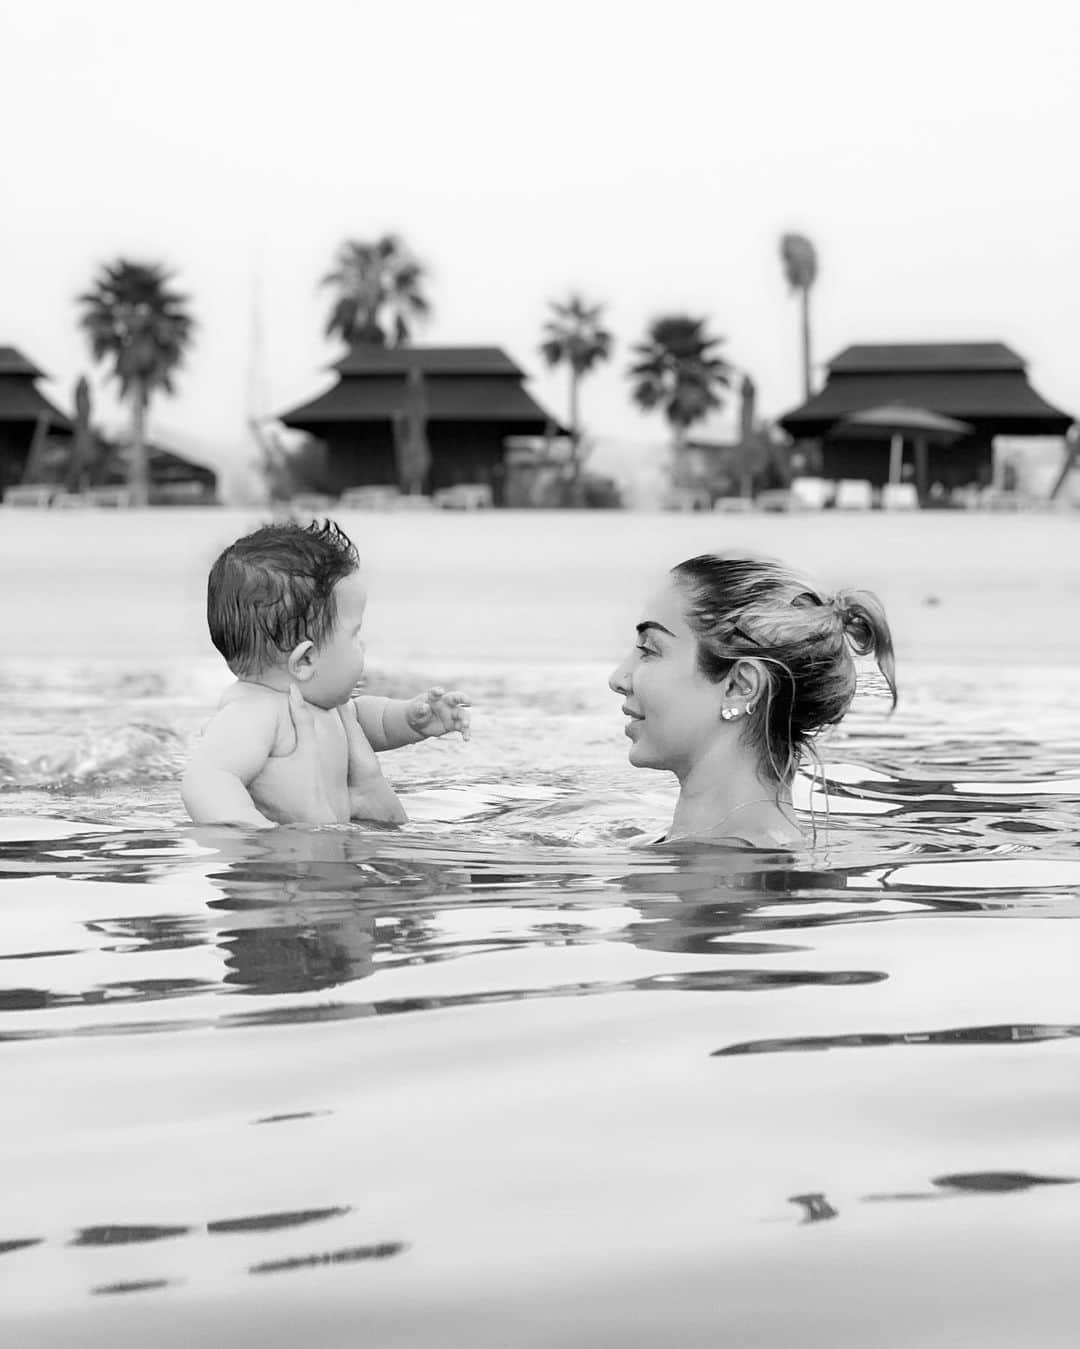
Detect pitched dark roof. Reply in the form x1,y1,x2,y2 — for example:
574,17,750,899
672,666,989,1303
780,342,1072,437
0,346,45,378
281,374,554,428
828,343,1025,374
0,377,71,428
781,373,1071,435
332,345,524,377
781,373,1072,436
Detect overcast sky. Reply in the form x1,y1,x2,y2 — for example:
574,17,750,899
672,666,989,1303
4,0,1078,488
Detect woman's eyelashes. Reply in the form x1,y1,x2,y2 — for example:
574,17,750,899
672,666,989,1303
636,642,657,659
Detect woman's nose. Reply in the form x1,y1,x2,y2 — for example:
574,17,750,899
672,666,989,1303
608,659,630,695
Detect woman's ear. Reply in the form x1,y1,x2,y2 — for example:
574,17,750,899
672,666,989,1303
287,640,316,682
725,658,766,706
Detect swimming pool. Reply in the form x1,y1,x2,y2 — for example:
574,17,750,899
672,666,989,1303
3,511,1080,1346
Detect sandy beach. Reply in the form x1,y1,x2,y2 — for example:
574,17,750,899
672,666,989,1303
3,508,1079,669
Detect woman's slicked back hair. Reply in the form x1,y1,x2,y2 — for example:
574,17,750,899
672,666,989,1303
672,554,896,784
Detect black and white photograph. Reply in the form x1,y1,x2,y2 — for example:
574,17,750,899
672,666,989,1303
2,2,1079,1345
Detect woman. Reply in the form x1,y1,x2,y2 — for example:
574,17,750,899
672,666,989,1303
609,554,896,848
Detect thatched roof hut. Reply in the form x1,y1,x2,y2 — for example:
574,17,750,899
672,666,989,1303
279,345,560,503
0,347,71,497
779,343,1073,493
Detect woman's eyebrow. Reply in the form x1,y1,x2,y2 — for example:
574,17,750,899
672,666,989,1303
636,621,675,638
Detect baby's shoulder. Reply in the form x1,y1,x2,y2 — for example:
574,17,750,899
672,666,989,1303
218,679,281,709
214,682,291,750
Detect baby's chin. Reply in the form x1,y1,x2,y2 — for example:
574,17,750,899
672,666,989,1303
302,688,352,711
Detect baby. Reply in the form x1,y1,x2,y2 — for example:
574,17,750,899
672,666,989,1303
181,518,470,828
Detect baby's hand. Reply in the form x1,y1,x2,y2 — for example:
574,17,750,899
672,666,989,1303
406,687,471,741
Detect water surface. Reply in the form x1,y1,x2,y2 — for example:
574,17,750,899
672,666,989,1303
3,512,1080,1346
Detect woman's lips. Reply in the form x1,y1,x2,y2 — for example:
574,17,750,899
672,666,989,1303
622,706,644,736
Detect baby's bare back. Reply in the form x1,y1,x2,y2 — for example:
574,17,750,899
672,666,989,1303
222,682,352,824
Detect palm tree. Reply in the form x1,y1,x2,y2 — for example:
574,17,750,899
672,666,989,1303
77,260,195,506
779,233,818,400
321,234,430,347
628,315,733,480
539,293,614,498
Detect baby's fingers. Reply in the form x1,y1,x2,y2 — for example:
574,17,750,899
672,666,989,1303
434,690,470,710
436,691,471,740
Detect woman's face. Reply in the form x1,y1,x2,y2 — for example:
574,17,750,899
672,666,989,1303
608,578,727,777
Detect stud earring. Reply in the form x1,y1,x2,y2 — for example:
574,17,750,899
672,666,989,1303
746,701,757,715
720,706,740,721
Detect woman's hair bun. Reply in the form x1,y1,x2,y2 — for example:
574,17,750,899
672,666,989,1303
833,597,874,655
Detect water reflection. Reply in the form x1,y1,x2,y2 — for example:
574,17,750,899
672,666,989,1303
208,1207,351,1235
198,829,919,1013
789,1192,839,1223
932,1171,1078,1193
92,1279,177,1297
71,1224,191,1247
715,1022,1080,1057
864,1171,1079,1205
249,1241,407,1276
0,1238,43,1256
253,1110,332,1126
3,811,1078,1037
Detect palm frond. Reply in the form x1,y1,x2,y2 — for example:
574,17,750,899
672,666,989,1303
626,312,733,431
322,234,431,346
539,293,615,375
76,257,195,402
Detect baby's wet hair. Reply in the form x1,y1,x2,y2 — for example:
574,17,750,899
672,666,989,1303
671,554,896,785
207,519,359,677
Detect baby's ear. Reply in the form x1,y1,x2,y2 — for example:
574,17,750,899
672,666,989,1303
287,641,316,682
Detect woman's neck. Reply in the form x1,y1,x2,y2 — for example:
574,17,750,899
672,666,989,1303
669,746,797,844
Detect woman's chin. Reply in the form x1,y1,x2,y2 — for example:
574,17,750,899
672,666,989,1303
627,741,663,770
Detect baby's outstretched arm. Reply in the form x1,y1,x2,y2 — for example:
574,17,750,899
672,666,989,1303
338,699,408,824
181,698,281,828
354,687,471,751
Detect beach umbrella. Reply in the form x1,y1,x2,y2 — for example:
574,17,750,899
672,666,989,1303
835,404,973,489
393,366,431,495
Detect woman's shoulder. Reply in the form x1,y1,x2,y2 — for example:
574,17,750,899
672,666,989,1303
661,819,805,851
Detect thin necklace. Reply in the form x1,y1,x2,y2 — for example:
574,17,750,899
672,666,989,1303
710,797,797,837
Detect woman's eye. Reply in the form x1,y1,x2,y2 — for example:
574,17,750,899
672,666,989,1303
636,643,655,659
